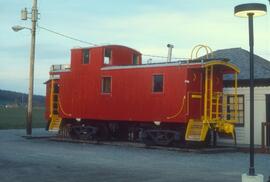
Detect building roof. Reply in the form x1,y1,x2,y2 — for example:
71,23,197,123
212,48,270,80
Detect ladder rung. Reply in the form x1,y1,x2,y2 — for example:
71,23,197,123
207,99,218,101
212,104,222,106
190,127,203,130
192,123,203,126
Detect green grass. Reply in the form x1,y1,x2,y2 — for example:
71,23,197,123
0,107,46,129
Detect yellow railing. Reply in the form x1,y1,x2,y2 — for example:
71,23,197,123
190,44,213,60
203,63,239,125
187,91,239,125
49,79,55,117
49,79,63,132
49,79,60,117
185,45,240,142
203,93,239,124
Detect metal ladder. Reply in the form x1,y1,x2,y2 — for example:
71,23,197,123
185,66,221,141
185,67,213,141
49,80,62,132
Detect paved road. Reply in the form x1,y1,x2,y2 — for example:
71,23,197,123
0,129,269,182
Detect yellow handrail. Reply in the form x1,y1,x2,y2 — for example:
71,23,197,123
190,44,213,60
166,96,186,119
234,73,238,122
49,79,71,117
209,66,213,120
204,67,208,122
49,79,54,117
215,93,220,120
58,95,72,117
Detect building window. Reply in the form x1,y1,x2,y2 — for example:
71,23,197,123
133,54,139,65
227,95,244,126
82,49,90,64
102,77,111,93
104,48,112,65
153,75,163,92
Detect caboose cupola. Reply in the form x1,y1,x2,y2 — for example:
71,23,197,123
70,45,142,70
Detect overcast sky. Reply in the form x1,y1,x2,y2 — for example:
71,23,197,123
0,0,269,95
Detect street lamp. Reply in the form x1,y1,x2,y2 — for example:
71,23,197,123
12,0,38,136
12,25,26,32
234,3,267,182
12,25,31,32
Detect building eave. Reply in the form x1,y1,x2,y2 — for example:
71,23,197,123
224,79,270,87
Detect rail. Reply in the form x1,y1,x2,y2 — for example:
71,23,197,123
261,122,270,152
50,64,71,72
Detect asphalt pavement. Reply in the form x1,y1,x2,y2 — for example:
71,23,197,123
0,129,269,182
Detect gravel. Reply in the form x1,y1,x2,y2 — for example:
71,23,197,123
0,129,269,182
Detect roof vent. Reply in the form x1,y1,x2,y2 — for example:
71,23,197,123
167,44,174,62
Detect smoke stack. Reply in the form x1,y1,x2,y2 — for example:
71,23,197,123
167,44,174,62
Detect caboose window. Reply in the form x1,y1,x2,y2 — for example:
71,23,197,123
104,49,112,65
102,77,111,93
227,95,244,127
133,54,139,65
153,75,163,92
82,49,90,64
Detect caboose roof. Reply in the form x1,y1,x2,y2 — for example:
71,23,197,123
101,59,238,73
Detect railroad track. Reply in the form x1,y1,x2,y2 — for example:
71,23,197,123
49,136,237,154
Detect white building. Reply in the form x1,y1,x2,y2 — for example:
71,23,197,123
214,48,270,146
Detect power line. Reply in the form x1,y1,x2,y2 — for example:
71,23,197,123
37,25,98,46
37,25,187,60
142,54,186,60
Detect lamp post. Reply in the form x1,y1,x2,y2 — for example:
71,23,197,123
11,25,30,32
234,3,267,182
12,0,38,136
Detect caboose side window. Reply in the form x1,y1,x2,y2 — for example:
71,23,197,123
153,75,163,92
102,77,111,93
82,49,90,64
133,54,139,65
104,49,112,65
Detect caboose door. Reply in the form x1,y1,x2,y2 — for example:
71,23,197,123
187,68,204,120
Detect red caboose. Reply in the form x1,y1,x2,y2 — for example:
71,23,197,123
45,45,239,145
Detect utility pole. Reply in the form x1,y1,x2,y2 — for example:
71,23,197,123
12,0,39,136
26,0,38,135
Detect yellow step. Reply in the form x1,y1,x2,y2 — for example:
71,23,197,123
185,119,209,142
49,115,62,132
187,135,201,140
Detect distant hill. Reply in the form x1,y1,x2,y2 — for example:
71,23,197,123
0,89,45,107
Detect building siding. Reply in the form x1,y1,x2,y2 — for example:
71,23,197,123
219,86,270,145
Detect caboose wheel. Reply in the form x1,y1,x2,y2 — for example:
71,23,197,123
70,124,98,140
142,130,176,146
153,131,175,146
96,123,110,141
59,124,71,138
